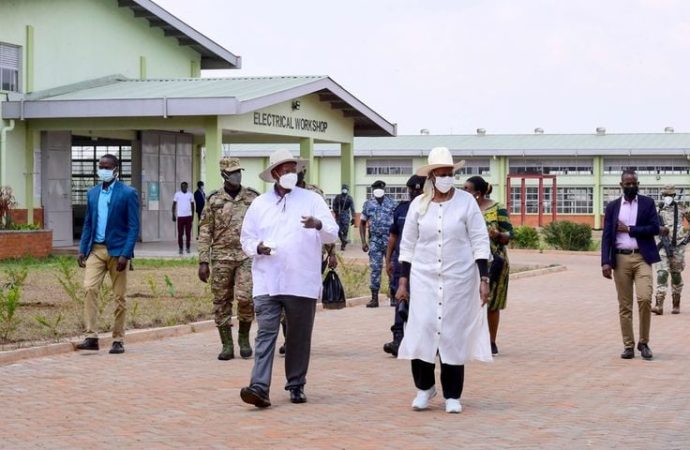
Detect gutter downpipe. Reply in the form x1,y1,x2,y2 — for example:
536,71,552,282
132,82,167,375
0,109,16,186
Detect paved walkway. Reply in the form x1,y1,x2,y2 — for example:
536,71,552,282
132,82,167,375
2,251,690,449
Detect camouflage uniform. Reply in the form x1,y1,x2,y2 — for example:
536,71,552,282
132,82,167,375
361,196,397,291
653,185,689,315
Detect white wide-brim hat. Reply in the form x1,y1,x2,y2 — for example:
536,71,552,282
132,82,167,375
259,148,307,182
415,147,465,177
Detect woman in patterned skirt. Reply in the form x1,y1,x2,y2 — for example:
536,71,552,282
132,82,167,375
464,176,513,355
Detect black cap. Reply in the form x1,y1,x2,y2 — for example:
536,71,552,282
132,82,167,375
406,175,426,190
371,180,386,189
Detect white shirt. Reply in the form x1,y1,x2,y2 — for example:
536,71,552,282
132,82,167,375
398,188,492,365
616,195,639,250
173,191,194,217
241,186,339,299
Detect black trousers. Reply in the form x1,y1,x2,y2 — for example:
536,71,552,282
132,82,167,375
411,359,464,400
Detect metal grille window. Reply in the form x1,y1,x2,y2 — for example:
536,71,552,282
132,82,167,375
603,158,689,175
509,158,593,175
0,43,21,92
603,186,689,209
71,143,132,205
365,159,413,175
366,186,407,202
510,186,592,214
455,159,491,177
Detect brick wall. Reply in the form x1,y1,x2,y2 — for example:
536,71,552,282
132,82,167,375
0,230,53,260
8,209,45,228
511,214,596,229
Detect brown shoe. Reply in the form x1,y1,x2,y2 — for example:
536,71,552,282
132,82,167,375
240,386,271,408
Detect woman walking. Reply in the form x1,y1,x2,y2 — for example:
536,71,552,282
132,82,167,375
464,176,513,356
396,147,492,414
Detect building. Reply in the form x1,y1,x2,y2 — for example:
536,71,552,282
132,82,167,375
0,0,395,247
226,128,690,230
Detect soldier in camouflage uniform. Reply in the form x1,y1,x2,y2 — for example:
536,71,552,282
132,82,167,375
198,157,259,360
653,184,689,315
360,180,397,308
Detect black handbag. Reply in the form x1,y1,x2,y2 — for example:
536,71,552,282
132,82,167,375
489,253,505,285
322,269,346,310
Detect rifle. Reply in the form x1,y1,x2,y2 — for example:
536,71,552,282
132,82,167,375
657,213,674,258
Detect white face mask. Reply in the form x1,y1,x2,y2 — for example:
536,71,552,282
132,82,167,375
663,196,674,206
342,189,348,194
434,176,455,193
278,172,298,190
97,168,116,183
373,188,385,198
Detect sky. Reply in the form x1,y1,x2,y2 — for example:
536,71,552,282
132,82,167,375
157,0,690,136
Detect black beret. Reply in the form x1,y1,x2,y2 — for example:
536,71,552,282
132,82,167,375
371,180,386,189
406,175,426,190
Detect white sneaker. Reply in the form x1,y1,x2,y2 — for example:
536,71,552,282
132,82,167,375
445,398,462,413
411,386,437,410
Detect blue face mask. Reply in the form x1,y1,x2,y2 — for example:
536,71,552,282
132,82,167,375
97,168,116,183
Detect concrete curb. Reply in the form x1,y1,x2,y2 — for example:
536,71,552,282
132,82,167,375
0,268,560,366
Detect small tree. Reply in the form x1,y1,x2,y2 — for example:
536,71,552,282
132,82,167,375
0,186,17,230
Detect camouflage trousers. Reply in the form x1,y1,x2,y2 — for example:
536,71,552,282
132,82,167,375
368,233,389,291
211,259,254,326
655,245,686,297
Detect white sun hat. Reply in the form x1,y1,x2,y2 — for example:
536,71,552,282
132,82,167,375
415,147,465,177
258,148,307,182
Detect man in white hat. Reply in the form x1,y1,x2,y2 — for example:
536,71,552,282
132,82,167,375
239,149,339,408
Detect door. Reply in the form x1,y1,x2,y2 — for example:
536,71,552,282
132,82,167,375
41,131,73,247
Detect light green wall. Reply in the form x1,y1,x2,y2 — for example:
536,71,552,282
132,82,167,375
0,120,27,206
317,157,342,195
0,0,201,92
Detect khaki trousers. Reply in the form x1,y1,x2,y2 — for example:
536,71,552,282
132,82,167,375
612,253,652,348
83,244,128,342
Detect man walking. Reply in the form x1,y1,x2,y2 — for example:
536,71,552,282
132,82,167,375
653,185,689,315
194,181,205,238
360,180,396,307
332,184,355,251
75,154,140,354
173,181,194,254
198,157,258,360
239,149,338,408
601,169,660,360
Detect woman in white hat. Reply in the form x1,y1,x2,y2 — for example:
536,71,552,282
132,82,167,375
395,147,492,414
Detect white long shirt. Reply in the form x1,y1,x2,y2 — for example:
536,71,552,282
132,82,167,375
398,188,492,365
241,186,339,299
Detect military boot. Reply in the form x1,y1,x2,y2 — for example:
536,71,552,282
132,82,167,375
217,323,234,360
652,293,665,315
366,290,379,308
238,321,253,358
672,292,681,314
383,332,403,357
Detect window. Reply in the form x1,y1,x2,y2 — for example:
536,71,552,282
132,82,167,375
603,158,689,175
366,186,408,202
510,186,593,214
603,186,688,209
365,159,413,176
509,158,593,175
455,159,491,177
71,142,132,205
0,43,21,92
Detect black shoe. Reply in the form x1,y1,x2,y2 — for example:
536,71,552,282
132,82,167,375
186,248,190,254
240,386,271,408
620,347,635,359
279,343,286,355
109,342,125,354
76,338,99,351
637,343,653,360
383,340,399,357
178,249,183,255
289,386,307,404
491,342,499,355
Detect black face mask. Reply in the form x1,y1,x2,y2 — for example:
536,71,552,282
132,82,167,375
409,189,423,201
623,186,639,198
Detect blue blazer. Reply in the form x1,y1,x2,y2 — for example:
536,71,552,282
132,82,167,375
601,194,660,268
79,181,140,259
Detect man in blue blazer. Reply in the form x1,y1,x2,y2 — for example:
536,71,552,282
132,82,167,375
76,154,140,354
601,169,660,360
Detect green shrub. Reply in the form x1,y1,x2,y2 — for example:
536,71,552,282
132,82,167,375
9,223,41,231
511,226,540,249
542,221,592,251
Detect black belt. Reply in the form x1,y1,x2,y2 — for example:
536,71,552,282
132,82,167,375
616,249,640,254
94,241,106,245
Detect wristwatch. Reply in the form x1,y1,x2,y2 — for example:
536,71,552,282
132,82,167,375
480,276,490,283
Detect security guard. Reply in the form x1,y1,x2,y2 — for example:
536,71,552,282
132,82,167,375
198,157,259,360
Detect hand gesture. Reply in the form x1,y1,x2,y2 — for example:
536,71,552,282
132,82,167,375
301,216,322,230
257,242,272,255
616,220,629,233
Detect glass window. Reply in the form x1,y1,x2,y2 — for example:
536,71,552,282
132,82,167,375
509,158,593,175
366,186,407,202
71,142,132,205
511,186,592,214
365,159,413,176
603,158,689,175
455,158,491,177
0,43,21,92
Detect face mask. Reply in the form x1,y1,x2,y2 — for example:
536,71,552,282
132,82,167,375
279,172,298,190
373,188,385,198
622,186,639,198
663,196,674,206
222,171,242,186
409,189,422,201
342,189,348,195
97,168,116,183
434,176,455,193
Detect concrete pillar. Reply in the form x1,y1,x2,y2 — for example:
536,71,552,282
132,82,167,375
340,141,354,195
299,137,315,184
593,156,603,229
25,126,35,224
204,117,222,191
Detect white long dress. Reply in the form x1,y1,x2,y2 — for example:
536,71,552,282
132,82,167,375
397,188,493,365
